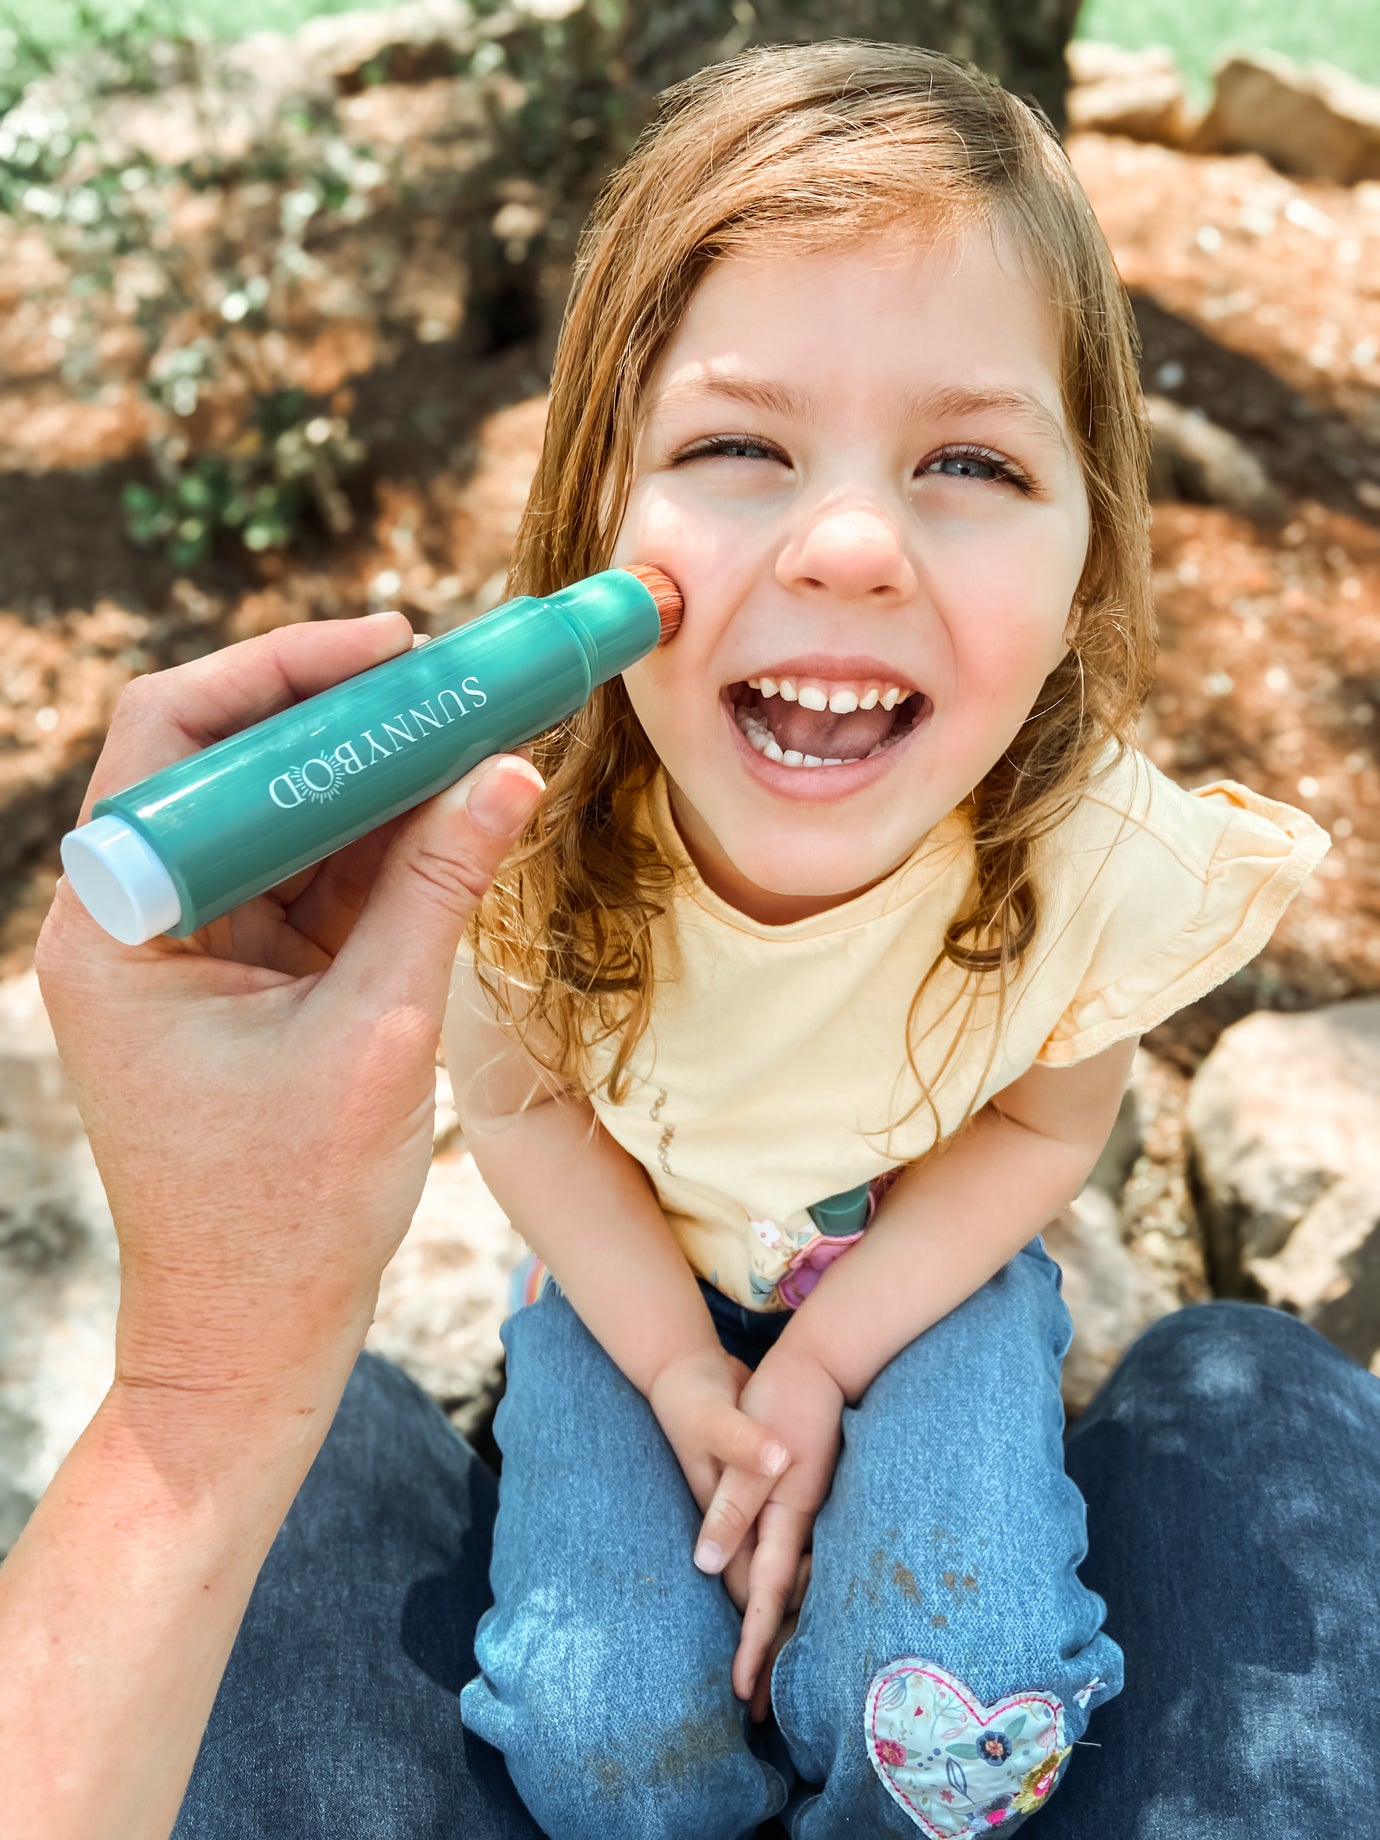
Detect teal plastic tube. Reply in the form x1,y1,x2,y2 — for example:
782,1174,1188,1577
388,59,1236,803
60,567,677,944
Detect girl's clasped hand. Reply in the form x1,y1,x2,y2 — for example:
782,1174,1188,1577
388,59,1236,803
652,1337,846,1719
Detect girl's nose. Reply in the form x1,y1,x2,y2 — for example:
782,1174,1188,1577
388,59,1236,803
776,500,918,605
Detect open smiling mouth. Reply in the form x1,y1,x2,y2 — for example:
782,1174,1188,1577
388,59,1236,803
727,674,931,769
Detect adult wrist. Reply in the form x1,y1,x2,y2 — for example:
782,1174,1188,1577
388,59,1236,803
109,1245,381,1405
99,1356,358,1507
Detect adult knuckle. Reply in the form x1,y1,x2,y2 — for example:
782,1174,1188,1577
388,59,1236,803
409,838,491,909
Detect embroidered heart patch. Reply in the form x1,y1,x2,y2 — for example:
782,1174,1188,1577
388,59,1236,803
864,1660,1070,1836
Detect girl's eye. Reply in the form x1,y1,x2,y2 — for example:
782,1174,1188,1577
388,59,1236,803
921,445,1031,491
673,434,788,466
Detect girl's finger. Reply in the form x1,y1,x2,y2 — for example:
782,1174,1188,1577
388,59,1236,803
749,1612,797,1724
693,1462,773,1574
732,1504,808,1701
707,1397,790,1481
788,1551,812,1612
678,1450,724,1520
720,1540,754,1616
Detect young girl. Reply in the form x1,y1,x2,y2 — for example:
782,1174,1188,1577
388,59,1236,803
444,41,1329,1840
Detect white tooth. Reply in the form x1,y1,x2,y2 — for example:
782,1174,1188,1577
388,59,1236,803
782,749,804,766
803,754,823,767
746,728,770,754
827,689,858,714
797,685,828,712
858,687,880,710
777,679,798,701
823,758,844,766
880,687,901,710
759,676,778,697
748,677,761,689
763,736,784,762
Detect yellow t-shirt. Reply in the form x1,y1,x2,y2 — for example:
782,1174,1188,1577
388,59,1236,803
578,743,1329,1311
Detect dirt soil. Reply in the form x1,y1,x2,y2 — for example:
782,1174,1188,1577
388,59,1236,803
3,128,1379,1086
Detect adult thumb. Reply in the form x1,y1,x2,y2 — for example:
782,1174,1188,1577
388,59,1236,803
331,753,544,1020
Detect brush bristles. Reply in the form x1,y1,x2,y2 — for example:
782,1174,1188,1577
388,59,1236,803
622,564,684,643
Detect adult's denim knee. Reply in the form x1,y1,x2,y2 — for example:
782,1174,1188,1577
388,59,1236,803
1052,1298,1380,1839
175,1351,544,1840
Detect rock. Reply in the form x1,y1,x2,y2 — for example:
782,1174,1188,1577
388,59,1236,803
1045,1186,1180,1415
1190,51,1380,185
1084,1080,1142,1201
0,971,119,1559
1185,999,1380,1371
1065,40,1196,148
1145,393,1286,519
1116,1048,1212,1305
0,386,154,474
291,0,482,95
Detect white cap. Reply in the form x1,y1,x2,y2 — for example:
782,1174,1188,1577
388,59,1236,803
59,815,184,945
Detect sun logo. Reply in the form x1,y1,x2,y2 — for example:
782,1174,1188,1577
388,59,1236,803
288,759,344,804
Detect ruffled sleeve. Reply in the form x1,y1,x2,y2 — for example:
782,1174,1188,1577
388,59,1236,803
1034,761,1331,1066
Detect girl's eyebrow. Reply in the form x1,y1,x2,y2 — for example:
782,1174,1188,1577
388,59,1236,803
654,375,804,420
905,382,1072,456
652,373,1071,454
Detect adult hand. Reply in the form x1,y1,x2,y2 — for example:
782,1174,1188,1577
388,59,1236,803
7,614,544,1840
36,611,545,1405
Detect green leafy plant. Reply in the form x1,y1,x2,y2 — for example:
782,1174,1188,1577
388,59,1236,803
123,390,365,567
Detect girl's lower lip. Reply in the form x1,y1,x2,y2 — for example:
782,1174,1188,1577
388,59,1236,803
720,692,930,799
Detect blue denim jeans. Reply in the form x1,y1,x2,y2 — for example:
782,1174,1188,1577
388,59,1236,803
461,1242,1122,1838
173,1300,1380,1839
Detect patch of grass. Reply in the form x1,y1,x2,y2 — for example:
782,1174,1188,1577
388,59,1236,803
1074,0,1380,108
3,0,362,58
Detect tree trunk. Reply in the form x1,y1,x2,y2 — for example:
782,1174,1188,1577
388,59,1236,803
474,0,1083,347
623,0,1083,138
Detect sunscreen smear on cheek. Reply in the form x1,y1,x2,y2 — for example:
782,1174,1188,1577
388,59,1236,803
60,566,682,944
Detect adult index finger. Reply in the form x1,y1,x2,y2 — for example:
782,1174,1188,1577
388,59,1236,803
76,615,414,822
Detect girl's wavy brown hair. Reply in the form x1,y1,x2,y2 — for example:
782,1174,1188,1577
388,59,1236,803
470,39,1157,1134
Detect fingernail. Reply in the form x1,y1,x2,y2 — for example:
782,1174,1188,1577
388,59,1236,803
462,760,543,838
762,1441,788,1476
361,609,410,655
694,1539,724,1573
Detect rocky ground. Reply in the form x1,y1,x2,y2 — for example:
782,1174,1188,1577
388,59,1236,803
3,84,1380,1529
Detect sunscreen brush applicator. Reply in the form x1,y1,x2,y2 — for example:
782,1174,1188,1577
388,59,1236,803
61,565,683,945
